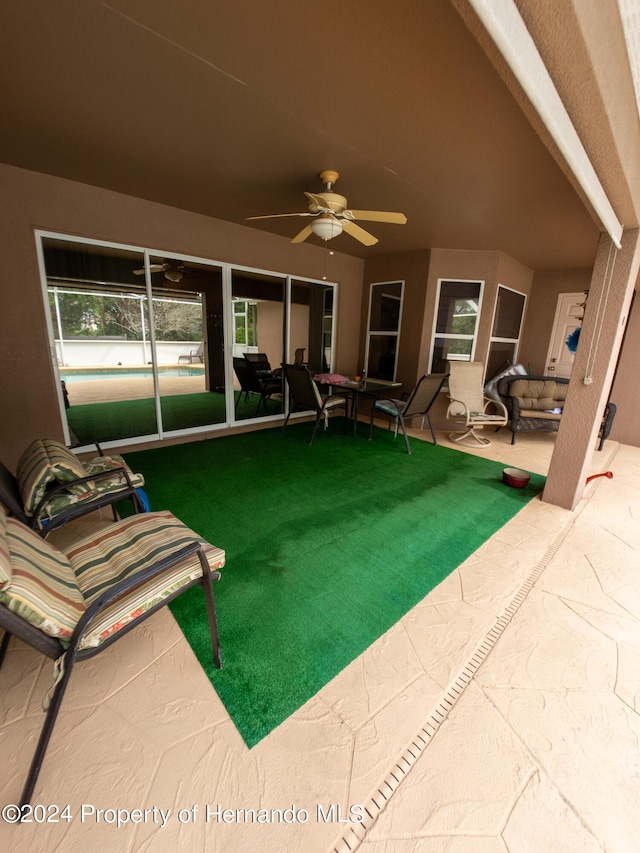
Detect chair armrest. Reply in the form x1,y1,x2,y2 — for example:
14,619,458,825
446,397,470,417
30,465,136,527
483,397,507,417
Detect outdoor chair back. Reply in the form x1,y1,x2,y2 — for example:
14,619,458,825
282,364,347,444
369,373,448,453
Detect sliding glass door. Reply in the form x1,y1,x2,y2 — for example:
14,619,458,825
148,256,227,433
40,233,337,447
290,279,334,373
44,237,158,445
231,269,285,421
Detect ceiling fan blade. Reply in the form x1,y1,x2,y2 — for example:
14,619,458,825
304,191,331,210
291,224,314,244
246,212,313,220
346,210,407,224
133,264,165,274
342,219,378,246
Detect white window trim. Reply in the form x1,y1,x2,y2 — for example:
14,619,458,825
364,280,405,381
487,283,527,370
428,278,485,373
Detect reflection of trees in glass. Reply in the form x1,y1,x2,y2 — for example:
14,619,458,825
445,338,473,355
49,290,201,341
233,301,256,346
451,299,477,335
152,300,202,341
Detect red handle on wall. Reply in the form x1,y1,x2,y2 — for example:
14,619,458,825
585,471,613,484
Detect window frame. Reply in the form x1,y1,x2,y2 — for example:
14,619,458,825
486,284,527,379
363,280,405,382
428,278,484,373
36,230,338,449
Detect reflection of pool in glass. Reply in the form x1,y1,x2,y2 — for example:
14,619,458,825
61,367,205,383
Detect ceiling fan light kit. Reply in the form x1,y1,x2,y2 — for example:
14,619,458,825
311,216,344,241
246,171,407,246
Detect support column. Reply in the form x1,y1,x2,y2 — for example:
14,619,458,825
543,229,640,509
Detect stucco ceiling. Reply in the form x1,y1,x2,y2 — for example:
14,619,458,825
0,0,635,269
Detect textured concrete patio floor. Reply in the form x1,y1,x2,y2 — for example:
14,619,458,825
1,428,639,853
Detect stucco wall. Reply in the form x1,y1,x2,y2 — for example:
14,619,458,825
0,164,364,467
518,268,592,374
362,251,431,389
610,291,640,446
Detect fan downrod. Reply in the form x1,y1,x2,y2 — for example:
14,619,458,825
319,170,340,190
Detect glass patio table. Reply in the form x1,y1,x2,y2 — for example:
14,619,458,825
315,375,403,437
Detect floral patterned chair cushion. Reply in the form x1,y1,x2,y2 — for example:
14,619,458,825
10,439,146,531
16,438,92,514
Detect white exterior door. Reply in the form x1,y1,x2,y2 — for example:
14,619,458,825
545,292,585,378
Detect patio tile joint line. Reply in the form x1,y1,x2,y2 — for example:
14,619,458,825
330,519,574,853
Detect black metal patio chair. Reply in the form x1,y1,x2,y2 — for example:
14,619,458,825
368,373,448,454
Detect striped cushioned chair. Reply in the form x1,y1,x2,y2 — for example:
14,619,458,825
1,438,147,537
0,506,224,809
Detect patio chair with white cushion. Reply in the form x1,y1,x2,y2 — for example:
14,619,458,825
178,341,204,363
446,361,508,446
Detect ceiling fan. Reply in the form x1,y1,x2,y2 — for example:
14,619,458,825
246,170,407,246
133,262,184,282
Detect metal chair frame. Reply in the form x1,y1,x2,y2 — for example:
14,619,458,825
0,535,221,810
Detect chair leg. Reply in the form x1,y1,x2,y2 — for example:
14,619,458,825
449,426,492,446
130,489,146,515
0,629,11,668
398,415,412,454
19,651,77,809
426,413,437,445
309,414,323,445
197,550,222,670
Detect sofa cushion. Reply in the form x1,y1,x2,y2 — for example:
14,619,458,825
16,439,92,515
509,379,559,411
0,518,85,640
66,510,225,651
518,409,562,421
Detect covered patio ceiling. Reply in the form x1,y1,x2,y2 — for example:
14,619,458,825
0,0,637,270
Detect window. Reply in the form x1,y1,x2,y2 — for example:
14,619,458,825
365,281,404,381
429,280,483,373
233,300,257,348
38,232,337,446
486,285,526,380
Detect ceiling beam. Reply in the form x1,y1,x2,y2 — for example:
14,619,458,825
467,0,624,248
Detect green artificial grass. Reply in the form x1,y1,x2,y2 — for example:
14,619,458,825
122,421,545,746
66,391,282,443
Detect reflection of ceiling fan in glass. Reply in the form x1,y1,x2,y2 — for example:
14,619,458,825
247,171,407,245
133,262,184,282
